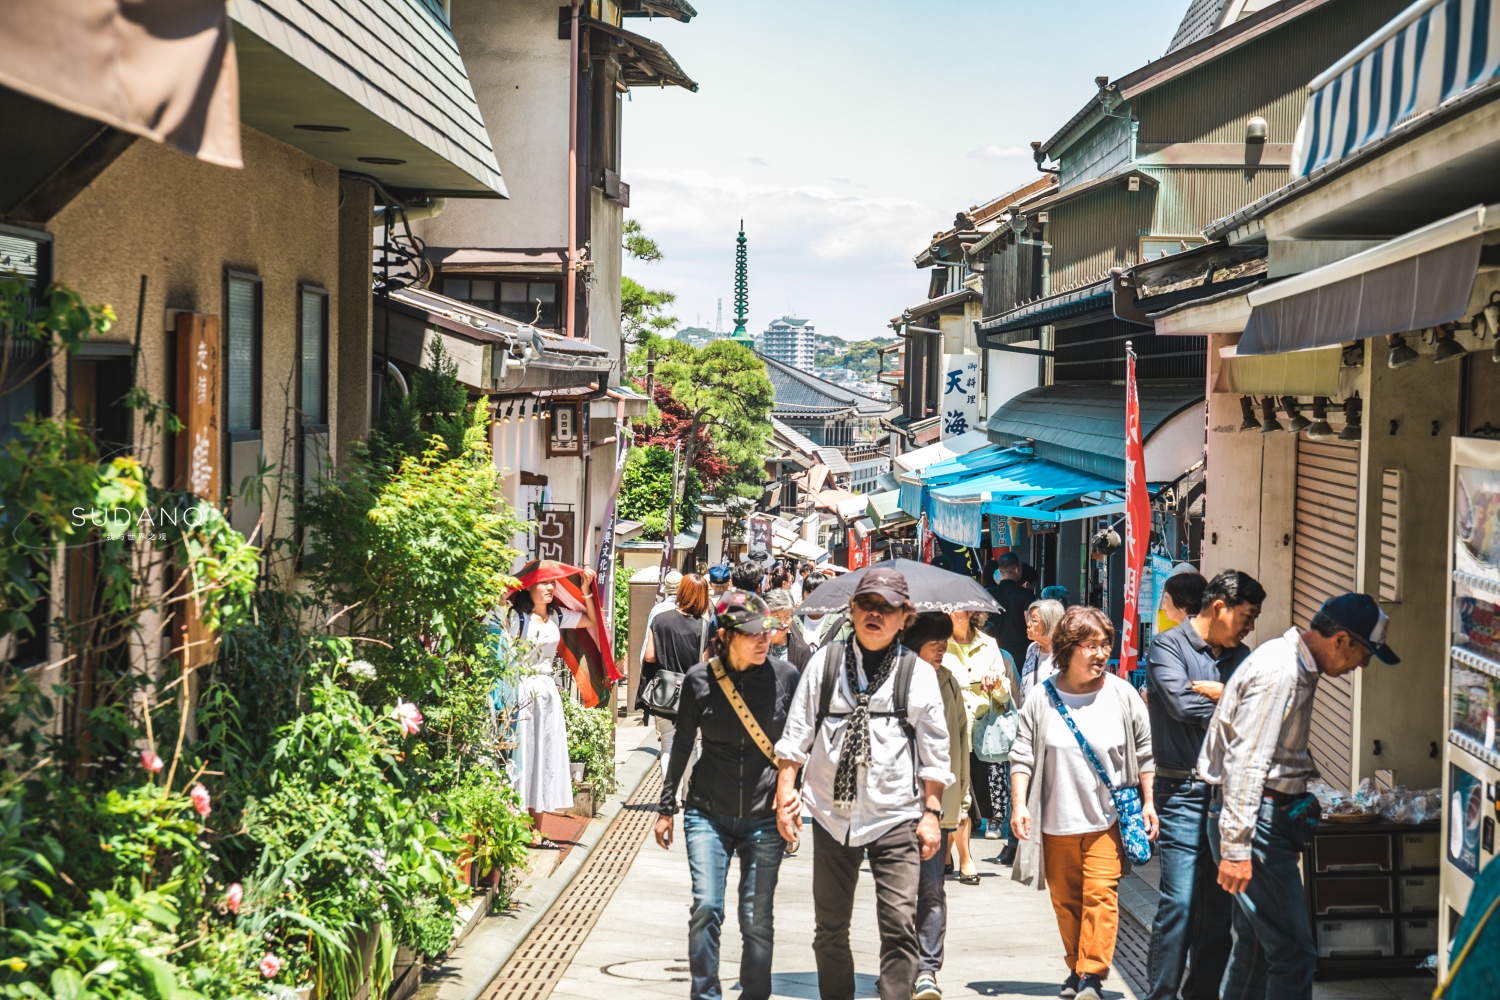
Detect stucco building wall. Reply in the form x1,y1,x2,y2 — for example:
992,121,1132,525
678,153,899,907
46,125,343,562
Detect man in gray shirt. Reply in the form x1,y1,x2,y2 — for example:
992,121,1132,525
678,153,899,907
1143,571,1263,1000
1198,593,1399,1000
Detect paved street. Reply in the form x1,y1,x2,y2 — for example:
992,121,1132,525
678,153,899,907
547,791,1135,1000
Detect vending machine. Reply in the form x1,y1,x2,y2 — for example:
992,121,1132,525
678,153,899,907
1439,437,1500,976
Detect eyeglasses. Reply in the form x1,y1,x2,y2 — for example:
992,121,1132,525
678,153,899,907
1078,642,1112,654
853,595,900,615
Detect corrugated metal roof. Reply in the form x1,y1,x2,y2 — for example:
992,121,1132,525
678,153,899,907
231,0,504,195
816,447,854,476
987,381,1203,480
1168,0,1231,53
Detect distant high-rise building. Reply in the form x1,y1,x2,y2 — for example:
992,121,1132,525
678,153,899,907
763,315,817,370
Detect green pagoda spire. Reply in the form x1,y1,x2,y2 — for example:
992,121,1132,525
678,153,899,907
730,221,754,349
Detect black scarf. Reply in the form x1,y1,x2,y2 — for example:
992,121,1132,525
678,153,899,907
832,638,900,814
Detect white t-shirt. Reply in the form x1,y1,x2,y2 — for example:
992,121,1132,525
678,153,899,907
1040,687,1124,836
522,608,583,675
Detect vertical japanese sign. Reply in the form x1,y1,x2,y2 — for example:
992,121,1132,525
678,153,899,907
594,431,630,637
941,354,981,439
1120,342,1149,678
919,513,935,564
173,312,220,675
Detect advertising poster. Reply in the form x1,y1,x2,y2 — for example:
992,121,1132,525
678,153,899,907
1449,763,1484,879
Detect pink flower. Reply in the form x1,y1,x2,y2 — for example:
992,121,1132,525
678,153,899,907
224,882,243,914
139,749,163,773
392,701,423,735
259,952,282,979
189,782,212,818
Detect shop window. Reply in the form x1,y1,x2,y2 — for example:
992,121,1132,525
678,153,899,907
224,271,262,540
0,224,52,667
498,281,558,328
441,277,559,330
1380,468,1403,603
298,285,329,559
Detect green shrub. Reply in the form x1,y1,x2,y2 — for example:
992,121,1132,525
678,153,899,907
561,696,619,800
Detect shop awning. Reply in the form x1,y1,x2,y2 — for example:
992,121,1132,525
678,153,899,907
898,446,1025,517
891,430,992,475
1214,345,1342,396
1294,0,1500,180
0,0,241,166
1237,203,1498,356
987,382,1204,482
786,538,828,561
867,489,916,529
928,459,1127,549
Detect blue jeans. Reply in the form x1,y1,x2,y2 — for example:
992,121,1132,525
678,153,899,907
916,830,952,974
1207,796,1318,1000
684,808,785,1000
1145,779,1233,1000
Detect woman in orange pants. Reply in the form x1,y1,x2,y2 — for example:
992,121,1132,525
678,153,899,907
1008,606,1156,1000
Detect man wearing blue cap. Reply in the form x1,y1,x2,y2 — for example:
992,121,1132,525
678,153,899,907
1197,593,1399,1000
707,563,732,602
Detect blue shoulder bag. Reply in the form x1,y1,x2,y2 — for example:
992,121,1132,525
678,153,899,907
1042,679,1153,865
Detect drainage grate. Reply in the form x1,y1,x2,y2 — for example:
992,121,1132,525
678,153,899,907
1114,906,1151,997
480,768,665,1000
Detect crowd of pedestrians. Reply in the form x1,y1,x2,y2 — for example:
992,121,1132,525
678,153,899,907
640,553,1398,1000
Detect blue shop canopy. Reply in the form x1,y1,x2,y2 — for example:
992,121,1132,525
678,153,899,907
928,459,1126,549
897,446,1023,517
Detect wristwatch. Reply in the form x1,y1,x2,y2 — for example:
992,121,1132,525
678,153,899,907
923,807,942,819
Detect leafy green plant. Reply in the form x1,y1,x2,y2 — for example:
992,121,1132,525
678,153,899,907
447,768,530,881
299,395,525,706
560,696,618,800
616,446,701,541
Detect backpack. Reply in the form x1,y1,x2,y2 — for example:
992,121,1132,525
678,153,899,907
814,640,921,789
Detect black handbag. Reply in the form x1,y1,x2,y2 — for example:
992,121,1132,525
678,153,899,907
637,613,709,719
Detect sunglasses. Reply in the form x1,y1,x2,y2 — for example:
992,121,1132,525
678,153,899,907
853,595,901,615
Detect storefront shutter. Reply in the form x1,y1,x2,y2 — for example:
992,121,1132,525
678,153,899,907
1293,437,1361,791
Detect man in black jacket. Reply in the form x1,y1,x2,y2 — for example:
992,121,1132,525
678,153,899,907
654,591,801,1000
984,552,1033,668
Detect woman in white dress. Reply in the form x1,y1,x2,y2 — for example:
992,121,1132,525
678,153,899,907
510,571,598,845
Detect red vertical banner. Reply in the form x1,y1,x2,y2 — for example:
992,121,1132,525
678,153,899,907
1120,342,1149,678
919,513,935,564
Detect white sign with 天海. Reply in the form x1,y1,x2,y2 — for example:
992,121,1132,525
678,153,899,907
941,354,980,440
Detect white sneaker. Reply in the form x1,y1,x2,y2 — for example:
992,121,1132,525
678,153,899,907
912,973,941,1000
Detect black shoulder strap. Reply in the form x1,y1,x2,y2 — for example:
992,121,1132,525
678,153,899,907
890,648,917,721
816,641,844,727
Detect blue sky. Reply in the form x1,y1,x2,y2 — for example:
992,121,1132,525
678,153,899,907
620,1,1191,341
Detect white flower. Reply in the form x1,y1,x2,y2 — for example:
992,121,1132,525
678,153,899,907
370,848,388,874
347,659,377,681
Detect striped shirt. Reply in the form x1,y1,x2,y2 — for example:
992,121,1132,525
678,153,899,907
1196,628,1321,862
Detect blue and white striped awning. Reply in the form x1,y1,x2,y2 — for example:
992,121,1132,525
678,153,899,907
1295,0,1500,178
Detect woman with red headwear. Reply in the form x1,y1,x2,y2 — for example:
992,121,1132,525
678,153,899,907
509,568,598,846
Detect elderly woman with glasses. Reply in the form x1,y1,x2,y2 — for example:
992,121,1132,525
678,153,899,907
1008,606,1156,1000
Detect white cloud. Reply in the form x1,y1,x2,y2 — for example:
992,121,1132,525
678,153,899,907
968,144,1031,160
